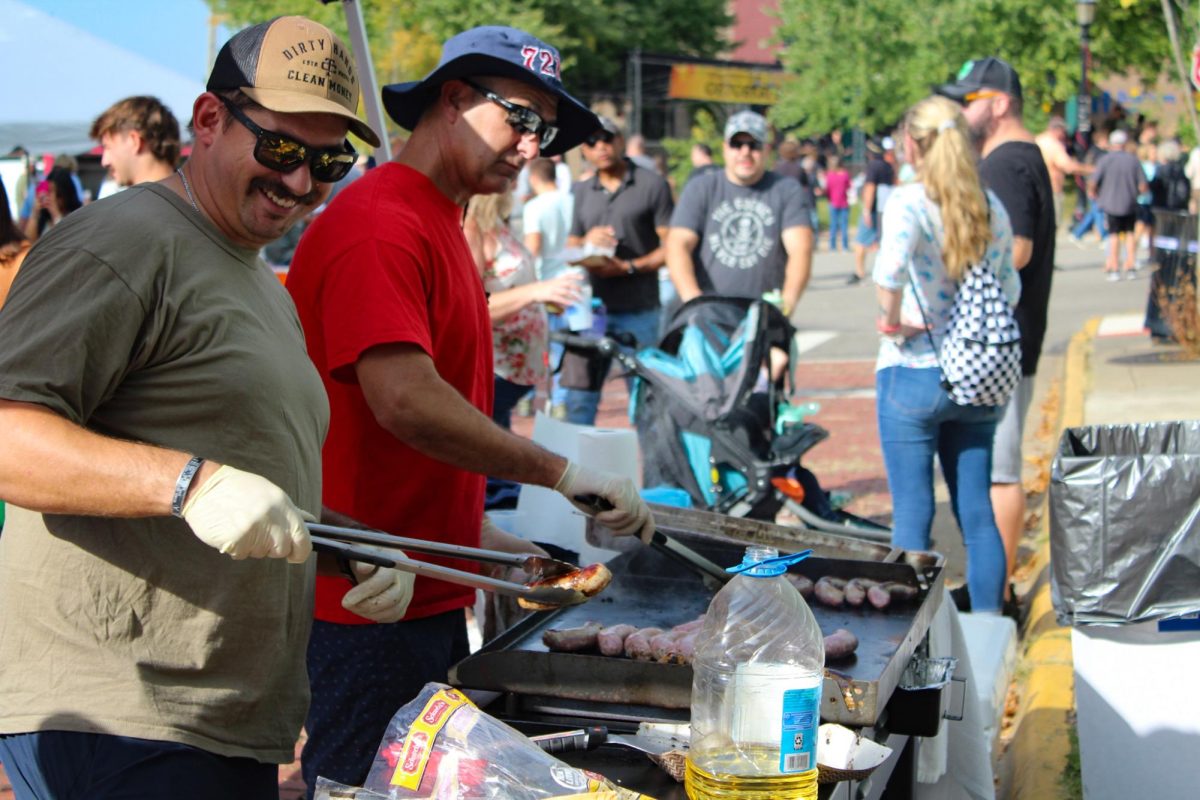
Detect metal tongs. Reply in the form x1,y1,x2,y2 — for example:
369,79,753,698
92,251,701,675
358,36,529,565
307,523,589,608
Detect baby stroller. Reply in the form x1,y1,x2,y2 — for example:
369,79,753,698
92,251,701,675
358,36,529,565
559,296,890,540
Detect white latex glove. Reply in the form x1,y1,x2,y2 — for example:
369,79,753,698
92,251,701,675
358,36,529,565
554,461,655,544
181,464,312,564
341,561,415,623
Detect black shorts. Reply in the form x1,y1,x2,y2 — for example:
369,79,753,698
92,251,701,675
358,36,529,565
1136,204,1154,225
1106,213,1136,234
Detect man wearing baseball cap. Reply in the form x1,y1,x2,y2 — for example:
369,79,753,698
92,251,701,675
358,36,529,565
937,57,1055,620
0,16,397,797
286,25,655,793
667,110,814,315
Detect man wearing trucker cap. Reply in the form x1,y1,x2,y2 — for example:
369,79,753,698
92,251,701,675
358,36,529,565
0,16,409,798
286,25,656,794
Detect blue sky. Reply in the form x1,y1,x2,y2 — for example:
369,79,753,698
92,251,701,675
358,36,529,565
23,0,230,82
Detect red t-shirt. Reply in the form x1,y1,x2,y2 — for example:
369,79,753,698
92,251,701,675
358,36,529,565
287,163,493,624
825,169,851,209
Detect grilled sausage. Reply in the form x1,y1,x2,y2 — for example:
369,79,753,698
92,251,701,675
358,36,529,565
670,617,706,636
884,582,919,603
814,576,847,608
597,623,637,656
624,627,665,660
664,631,698,665
843,578,879,608
649,631,678,662
542,621,603,652
518,563,613,612
785,573,815,599
867,583,892,610
823,628,859,661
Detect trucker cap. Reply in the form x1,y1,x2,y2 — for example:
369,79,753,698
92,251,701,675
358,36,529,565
381,26,600,157
207,16,380,147
724,110,768,144
936,57,1023,105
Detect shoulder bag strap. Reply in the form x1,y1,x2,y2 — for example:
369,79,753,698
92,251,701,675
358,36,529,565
903,202,945,371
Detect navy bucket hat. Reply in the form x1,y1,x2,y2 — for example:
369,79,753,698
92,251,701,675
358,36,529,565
381,26,600,156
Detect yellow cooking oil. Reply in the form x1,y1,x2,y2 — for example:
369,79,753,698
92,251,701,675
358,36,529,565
685,745,818,799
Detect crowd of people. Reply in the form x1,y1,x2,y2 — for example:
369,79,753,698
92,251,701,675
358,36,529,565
0,11,1190,799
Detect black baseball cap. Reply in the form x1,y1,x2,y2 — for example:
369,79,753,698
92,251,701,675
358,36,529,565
936,57,1023,105
381,26,599,156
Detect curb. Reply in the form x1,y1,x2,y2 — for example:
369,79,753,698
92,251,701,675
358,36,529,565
1008,317,1099,799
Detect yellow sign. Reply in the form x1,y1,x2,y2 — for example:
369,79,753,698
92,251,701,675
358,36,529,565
668,63,790,105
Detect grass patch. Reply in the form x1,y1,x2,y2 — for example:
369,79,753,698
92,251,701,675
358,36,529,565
1060,715,1083,800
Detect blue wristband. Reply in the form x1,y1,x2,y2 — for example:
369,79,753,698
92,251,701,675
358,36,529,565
171,456,205,518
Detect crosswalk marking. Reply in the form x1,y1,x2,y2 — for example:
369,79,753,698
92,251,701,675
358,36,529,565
793,330,837,354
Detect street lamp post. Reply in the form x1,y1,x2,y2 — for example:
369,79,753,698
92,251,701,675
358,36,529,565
1076,0,1097,155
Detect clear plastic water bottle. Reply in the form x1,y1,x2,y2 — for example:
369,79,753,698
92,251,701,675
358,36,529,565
587,297,607,338
686,546,823,800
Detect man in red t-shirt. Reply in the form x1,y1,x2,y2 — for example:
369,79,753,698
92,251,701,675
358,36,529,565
286,25,655,794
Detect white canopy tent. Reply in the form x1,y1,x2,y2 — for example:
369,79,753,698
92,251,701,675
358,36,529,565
0,0,206,156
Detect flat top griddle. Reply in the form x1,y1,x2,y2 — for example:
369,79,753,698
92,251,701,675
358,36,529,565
451,527,943,727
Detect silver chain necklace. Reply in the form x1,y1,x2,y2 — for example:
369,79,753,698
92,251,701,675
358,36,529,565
176,167,199,213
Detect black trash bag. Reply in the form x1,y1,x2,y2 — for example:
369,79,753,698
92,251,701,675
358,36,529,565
1049,421,1200,626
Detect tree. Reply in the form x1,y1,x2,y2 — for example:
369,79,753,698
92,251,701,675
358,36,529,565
771,0,1178,138
206,0,731,99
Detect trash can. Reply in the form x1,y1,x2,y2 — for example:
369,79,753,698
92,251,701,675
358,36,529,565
1144,210,1197,342
1049,421,1200,799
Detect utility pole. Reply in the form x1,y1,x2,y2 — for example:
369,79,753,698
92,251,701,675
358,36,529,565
1161,0,1200,141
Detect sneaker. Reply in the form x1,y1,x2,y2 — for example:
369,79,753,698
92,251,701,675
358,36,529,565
1106,271,1120,282
845,274,862,285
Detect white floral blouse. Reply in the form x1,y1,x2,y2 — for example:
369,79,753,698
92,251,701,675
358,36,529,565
872,183,1020,371
483,225,548,386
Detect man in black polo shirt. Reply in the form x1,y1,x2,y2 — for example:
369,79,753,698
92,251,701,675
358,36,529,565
938,57,1055,618
566,116,674,425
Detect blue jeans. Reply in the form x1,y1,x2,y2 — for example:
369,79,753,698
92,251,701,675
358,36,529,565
565,307,662,425
828,206,850,250
0,731,278,799
875,367,1006,612
1071,200,1108,239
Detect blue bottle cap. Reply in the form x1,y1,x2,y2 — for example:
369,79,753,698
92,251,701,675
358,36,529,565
726,549,813,578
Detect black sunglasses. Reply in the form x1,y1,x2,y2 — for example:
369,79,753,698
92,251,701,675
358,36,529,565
585,130,617,147
218,95,357,183
461,79,558,150
728,137,764,152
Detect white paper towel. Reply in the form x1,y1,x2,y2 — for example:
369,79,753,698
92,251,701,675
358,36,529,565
511,413,642,563
577,428,640,485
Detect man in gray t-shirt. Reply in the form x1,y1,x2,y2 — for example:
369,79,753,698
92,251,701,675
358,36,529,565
667,111,813,316
1089,129,1148,278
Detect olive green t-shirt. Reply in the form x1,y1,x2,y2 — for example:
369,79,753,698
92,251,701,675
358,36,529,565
0,184,328,763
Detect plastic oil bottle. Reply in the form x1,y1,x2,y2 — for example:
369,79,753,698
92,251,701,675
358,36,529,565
685,546,823,800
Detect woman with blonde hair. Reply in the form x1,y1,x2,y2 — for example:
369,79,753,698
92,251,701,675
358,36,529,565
464,190,581,428
872,95,1021,614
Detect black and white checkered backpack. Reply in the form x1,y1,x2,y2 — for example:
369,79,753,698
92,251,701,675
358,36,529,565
907,230,1022,407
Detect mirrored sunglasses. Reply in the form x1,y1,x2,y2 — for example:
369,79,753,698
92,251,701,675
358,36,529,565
728,137,764,152
462,79,559,151
218,95,357,183
585,130,617,147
